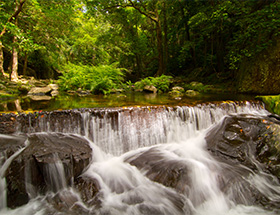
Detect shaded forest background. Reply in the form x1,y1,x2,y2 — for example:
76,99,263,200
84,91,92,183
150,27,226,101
0,0,280,95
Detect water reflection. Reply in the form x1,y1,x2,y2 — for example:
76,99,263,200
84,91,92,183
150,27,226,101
0,92,257,112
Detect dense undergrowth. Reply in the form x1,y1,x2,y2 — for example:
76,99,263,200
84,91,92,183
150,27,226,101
58,63,173,94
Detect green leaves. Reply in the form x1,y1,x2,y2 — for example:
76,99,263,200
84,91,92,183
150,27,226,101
58,63,125,95
134,75,172,93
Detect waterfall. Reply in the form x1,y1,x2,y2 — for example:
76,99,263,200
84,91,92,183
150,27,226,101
15,101,268,156
0,135,28,210
0,101,279,215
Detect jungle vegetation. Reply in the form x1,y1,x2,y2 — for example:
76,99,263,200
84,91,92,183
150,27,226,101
0,0,279,94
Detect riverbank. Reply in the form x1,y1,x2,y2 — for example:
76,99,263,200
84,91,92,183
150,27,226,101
0,76,279,115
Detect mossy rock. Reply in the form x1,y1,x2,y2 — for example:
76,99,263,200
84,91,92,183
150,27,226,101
169,90,184,97
256,95,280,115
185,90,199,97
0,91,17,100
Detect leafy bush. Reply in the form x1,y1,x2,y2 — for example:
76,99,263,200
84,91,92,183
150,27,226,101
58,63,124,94
134,75,172,93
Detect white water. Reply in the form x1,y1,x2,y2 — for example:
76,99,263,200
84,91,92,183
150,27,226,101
0,102,279,214
0,136,29,211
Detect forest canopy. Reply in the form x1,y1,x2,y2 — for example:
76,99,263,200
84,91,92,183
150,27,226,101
0,0,279,93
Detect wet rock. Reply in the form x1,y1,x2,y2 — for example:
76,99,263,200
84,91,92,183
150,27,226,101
46,189,94,215
205,114,280,209
143,85,157,93
76,88,91,96
185,90,199,97
111,89,125,94
4,132,92,208
169,86,185,97
51,90,59,97
75,176,101,208
48,84,59,91
0,113,17,134
125,147,190,193
206,114,280,171
125,147,190,214
172,86,184,92
0,134,26,157
28,86,52,96
28,95,52,101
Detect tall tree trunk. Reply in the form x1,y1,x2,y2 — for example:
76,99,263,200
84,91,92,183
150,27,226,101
217,33,225,74
11,38,19,81
156,21,164,77
163,1,168,75
0,41,4,77
10,1,19,82
23,52,28,76
0,0,26,79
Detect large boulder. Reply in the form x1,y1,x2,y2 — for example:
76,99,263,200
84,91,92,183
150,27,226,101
3,132,92,208
206,114,280,174
205,114,280,209
125,147,189,193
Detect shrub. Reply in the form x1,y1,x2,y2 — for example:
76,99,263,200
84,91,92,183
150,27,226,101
58,63,124,94
134,75,172,93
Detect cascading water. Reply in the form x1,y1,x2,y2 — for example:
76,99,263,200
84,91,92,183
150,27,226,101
0,101,279,215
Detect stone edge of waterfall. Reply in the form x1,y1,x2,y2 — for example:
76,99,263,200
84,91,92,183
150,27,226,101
0,100,269,135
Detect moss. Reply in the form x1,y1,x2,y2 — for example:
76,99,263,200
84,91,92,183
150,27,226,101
0,91,17,99
238,40,280,94
256,95,280,115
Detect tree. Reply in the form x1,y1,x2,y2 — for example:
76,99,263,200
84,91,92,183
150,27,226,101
0,0,27,80
85,0,169,77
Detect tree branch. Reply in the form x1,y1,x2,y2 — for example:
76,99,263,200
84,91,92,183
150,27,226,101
128,0,158,23
0,0,27,39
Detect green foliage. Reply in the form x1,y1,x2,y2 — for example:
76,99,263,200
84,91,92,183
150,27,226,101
134,75,172,93
1,0,279,91
257,95,280,116
58,63,125,95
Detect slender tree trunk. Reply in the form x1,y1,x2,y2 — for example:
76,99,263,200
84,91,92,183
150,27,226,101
163,1,168,75
11,1,19,82
14,99,22,112
156,21,164,77
0,0,26,79
11,36,19,81
0,41,4,77
216,33,225,75
11,45,19,82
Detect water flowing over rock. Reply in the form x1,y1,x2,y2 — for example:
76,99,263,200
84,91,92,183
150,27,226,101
3,101,267,155
206,114,280,210
2,133,92,208
0,101,280,215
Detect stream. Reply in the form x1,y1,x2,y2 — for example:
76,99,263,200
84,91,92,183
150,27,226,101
0,96,279,214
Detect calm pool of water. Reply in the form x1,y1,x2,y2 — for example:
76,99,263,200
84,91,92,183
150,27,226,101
0,92,258,112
